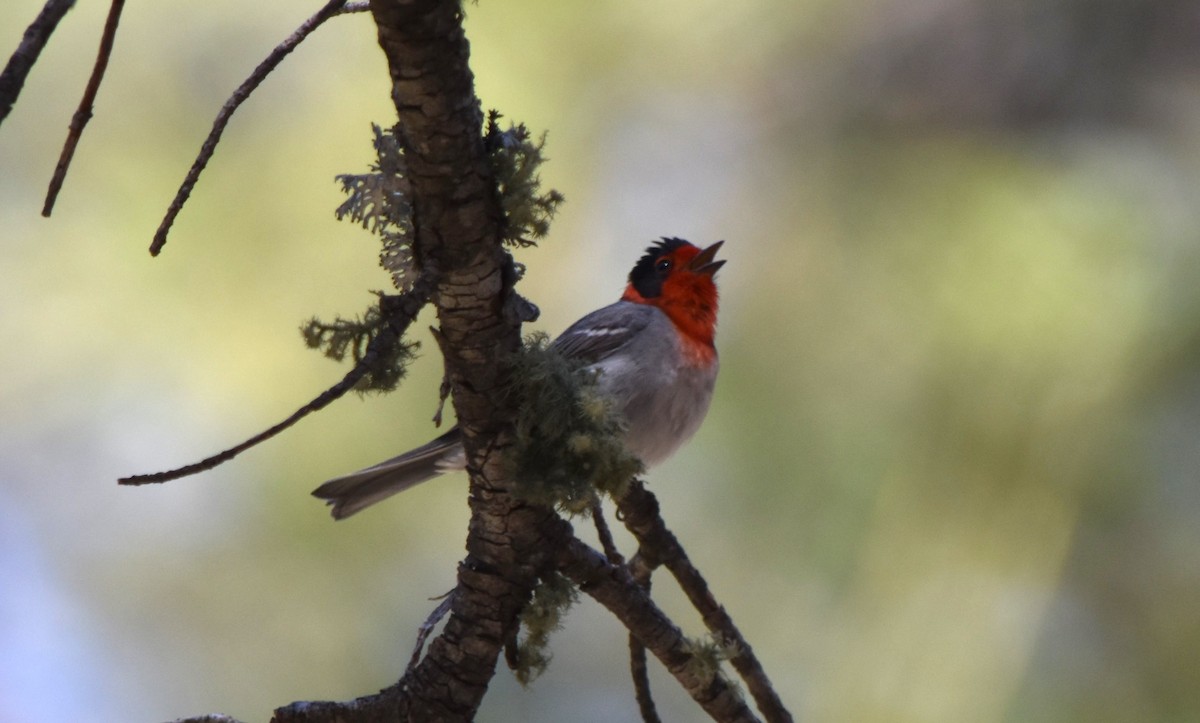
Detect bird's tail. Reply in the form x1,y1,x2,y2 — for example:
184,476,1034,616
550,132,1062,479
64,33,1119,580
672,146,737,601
312,428,464,519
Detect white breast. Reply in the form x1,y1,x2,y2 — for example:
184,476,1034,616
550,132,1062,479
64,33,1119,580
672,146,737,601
588,309,718,467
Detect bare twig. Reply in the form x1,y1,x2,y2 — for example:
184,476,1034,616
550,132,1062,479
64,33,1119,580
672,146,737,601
591,498,624,564
0,0,77,126
617,480,794,723
407,590,456,673
41,0,124,216
148,0,368,256
630,629,662,723
625,550,661,722
595,493,659,719
119,281,430,485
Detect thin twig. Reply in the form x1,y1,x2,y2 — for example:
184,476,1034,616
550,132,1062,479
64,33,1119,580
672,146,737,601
595,493,663,721
407,590,456,673
626,551,661,723
557,534,760,723
630,630,662,723
41,0,124,216
616,480,794,723
0,0,78,126
119,281,430,485
430,325,452,427
148,0,368,256
591,498,624,564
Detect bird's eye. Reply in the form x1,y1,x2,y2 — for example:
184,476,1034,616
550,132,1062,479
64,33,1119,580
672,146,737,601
656,258,673,273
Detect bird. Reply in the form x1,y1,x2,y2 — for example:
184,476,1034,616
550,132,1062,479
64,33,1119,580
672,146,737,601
313,238,725,519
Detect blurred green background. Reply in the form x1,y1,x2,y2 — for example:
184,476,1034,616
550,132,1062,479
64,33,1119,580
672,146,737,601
3,1,1199,721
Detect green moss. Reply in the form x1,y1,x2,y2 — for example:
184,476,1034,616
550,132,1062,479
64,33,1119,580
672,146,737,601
303,125,423,389
506,333,643,515
681,634,742,693
515,572,579,685
485,110,565,248
301,293,418,394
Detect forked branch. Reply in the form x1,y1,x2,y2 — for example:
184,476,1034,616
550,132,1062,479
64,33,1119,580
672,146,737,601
1,1,796,720
557,534,760,723
617,480,794,723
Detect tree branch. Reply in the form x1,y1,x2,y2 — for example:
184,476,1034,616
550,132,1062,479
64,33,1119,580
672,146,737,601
617,480,794,723
591,498,624,563
625,550,662,722
41,0,124,216
149,0,368,255
279,1,549,719
557,534,760,723
630,629,662,723
5,0,796,718
0,0,77,126
119,281,431,485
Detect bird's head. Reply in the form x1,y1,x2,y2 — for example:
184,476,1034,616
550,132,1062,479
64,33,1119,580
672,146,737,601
622,238,725,348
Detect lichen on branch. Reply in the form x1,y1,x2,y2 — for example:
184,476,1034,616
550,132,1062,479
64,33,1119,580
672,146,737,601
505,333,643,515
485,110,565,248
681,634,742,692
513,571,579,685
300,293,419,394
335,123,416,290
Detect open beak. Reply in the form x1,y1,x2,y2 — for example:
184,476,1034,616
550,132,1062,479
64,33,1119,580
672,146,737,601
688,240,726,277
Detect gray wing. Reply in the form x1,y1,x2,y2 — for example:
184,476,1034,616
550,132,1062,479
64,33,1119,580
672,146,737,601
551,301,657,365
312,301,658,519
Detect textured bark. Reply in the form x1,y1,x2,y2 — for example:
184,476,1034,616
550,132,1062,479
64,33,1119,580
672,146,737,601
558,536,759,723
275,4,789,718
0,0,76,125
285,1,551,720
2,1,797,721
617,481,794,723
